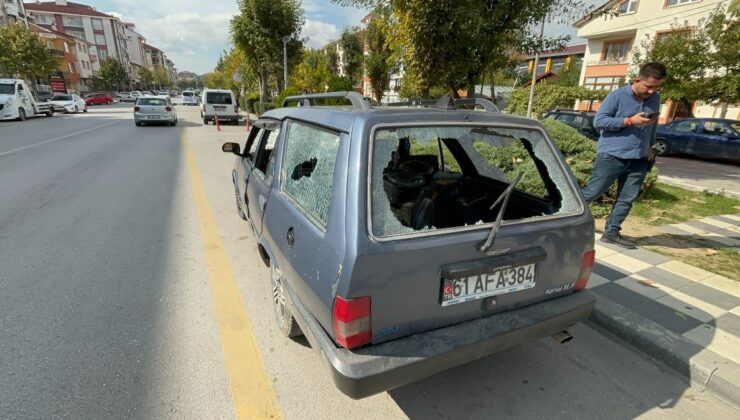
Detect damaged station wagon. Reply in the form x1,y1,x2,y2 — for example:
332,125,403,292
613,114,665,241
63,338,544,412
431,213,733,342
222,92,596,399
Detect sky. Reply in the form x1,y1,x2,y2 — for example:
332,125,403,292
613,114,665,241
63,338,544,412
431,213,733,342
85,0,603,74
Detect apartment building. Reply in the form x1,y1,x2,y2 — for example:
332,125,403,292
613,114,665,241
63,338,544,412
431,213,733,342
1,0,29,26
574,0,737,121
29,21,92,92
25,0,130,76
122,22,146,86
516,44,586,79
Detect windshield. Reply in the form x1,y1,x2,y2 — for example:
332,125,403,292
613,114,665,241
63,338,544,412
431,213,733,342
183,91,193,97
137,98,168,106
371,125,580,238
206,92,232,104
51,95,73,101
0,83,15,95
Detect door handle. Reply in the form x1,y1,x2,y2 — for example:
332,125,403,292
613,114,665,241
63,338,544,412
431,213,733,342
287,227,295,247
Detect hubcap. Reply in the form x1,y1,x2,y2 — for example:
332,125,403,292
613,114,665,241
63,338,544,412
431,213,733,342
655,141,667,154
271,265,287,322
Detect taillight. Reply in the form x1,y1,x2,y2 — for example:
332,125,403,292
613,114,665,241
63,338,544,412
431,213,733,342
234,105,238,113
575,250,596,290
333,296,371,349
165,106,172,111
134,106,140,112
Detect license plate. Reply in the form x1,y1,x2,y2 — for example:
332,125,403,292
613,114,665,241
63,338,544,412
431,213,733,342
148,115,162,119
214,106,226,111
440,263,536,306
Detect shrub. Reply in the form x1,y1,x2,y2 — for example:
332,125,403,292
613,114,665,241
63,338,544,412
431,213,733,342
254,101,275,115
244,92,260,113
276,87,301,108
506,84,608,118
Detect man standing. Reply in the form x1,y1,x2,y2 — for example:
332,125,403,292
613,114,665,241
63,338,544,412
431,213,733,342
582,62,666,249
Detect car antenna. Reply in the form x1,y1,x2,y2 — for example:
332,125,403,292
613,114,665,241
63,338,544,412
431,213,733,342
479,172,524,253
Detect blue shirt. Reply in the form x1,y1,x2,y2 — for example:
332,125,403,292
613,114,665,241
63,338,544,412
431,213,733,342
593,84,660,159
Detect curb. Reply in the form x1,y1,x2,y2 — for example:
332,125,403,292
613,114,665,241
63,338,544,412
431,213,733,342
586,294,740,408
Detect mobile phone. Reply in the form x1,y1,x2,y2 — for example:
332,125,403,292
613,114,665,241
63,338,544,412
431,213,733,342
645,112,659,119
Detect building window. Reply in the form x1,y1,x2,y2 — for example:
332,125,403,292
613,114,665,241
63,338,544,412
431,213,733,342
583,76,626,91
602,39,632,62
91,18,103,30
618,0,638,14
94,33,106,45
35,14,52,24
98,50,108,59
666,0,699,6
63,15,83,27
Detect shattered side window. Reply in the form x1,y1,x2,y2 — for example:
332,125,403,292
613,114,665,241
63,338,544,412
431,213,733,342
371,125,580,238
282,121,340,226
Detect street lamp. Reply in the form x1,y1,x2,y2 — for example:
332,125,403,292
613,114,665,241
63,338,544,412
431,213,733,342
282,35,291,91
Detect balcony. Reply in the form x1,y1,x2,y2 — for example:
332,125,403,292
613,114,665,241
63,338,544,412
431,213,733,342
586,59,630,66
49,49,66,58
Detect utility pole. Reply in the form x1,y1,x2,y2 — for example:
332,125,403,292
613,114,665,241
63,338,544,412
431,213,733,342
526,14,546,119
282,36,290,91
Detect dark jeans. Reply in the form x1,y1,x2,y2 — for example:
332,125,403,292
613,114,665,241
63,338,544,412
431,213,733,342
582,153,648,234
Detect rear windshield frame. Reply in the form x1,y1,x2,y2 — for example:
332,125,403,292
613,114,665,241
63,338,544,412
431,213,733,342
365,121,585,242
137,98,168,106
205,92,233,104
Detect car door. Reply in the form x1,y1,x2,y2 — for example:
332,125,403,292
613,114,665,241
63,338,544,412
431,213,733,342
244,120,282,235
665,120,699,154
697,120,736,160
16,83,32,114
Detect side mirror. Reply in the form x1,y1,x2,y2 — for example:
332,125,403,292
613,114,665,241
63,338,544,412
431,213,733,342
222,142,241,155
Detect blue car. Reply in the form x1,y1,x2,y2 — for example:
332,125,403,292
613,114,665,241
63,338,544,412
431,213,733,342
655,118,740,163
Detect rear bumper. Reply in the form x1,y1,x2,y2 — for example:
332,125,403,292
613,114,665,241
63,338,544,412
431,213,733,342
289,289,595,399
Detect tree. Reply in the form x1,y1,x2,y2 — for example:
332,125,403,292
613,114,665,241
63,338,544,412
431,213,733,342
138,67,154,89
631,4,739,118
339,26,364,85
290,48,332,93
99,58,129,90
334,0,581,98
506,84,607,117
0,22,58,86
365,5,393,102
231,0,304,101
152,66,170,89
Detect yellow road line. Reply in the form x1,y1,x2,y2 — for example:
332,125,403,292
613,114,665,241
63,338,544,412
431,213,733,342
181,134,283,420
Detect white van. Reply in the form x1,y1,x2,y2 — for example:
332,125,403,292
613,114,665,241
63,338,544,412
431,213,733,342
201,89,238,124
182,90,198,106
0,79,55,121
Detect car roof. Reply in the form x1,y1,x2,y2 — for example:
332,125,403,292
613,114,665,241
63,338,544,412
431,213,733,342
262,106,544,133
204,89,233,93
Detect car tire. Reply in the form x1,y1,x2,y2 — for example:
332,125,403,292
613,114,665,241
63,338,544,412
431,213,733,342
74,106,79,114
46,108,54,117
170,119,176,126
135,121,142,127
203,118,208,125
83,107,87,113
270,262,303,338
18,107,26,121
654,139,669,156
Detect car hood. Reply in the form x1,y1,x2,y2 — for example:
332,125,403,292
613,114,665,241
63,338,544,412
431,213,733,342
0,94,14,102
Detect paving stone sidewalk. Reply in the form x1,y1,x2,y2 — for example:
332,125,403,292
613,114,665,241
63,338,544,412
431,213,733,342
586,213,740,407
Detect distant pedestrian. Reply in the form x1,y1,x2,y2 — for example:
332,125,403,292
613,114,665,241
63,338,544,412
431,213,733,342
582,62,667,249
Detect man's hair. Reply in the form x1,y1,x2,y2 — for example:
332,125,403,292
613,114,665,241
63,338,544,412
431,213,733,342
639,62,667,80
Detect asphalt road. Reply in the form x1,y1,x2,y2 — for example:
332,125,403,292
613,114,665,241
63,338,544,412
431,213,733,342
655,156,740,198
1,103,738,419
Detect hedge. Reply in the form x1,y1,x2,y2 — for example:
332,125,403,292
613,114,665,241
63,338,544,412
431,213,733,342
243,92,260,114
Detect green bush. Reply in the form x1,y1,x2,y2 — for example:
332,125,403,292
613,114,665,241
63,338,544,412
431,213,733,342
254,101,275,115
276,87,301,108
244,92,260,113
506,84,608,118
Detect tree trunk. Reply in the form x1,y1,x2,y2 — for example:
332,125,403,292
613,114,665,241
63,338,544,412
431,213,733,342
719,100,728,119
258,70,268,102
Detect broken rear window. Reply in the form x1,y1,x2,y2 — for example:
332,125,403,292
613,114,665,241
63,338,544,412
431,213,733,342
370,125,580,238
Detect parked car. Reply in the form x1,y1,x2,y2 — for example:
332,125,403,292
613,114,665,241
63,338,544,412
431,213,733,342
182,90,198,106
83,93,113,105
201,88,238,124
131,91,142,100
156,90,169,97
655,118,740,163
220,92,596,399
133,95,177,126
48,93,87,113
118,92,134,102
543,110,599,140
0,78,55,120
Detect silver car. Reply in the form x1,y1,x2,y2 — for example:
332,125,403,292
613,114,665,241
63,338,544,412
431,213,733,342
133,96,177,126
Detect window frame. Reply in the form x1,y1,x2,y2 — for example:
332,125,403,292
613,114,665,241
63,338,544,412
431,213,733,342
665,0,701,8
601,38,633,63
279,119,343,230
617,0,638,15
251,128,281,183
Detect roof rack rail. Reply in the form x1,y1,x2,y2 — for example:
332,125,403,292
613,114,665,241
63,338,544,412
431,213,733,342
385,95,500,113
281,91,372,110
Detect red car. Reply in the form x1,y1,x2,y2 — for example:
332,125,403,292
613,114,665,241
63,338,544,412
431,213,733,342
83,93,113,105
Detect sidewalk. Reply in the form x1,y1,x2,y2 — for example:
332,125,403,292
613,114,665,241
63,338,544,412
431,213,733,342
586,213,740,407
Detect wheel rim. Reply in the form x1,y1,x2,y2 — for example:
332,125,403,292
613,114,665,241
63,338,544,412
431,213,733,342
271,265,287,323
19,108,26,120
655,141,667,155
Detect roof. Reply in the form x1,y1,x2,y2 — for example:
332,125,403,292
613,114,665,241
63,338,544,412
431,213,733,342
522,44,586,60
522,71,557,87
25,1,114,19
574,0,620,28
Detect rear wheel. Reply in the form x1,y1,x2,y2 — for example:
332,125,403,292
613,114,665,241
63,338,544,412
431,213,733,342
135,121,142,127
46,108,54,117
271,263,302,338
654,139,669,156
203,118,208,125
74,106,79,114
18,107,27,121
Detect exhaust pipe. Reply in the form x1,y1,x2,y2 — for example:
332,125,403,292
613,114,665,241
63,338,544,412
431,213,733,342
551,330,573,344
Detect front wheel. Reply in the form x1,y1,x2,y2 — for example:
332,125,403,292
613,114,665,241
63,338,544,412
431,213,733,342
18,107,27,121
654,139,669,156
271,263,302,338
74,106,79,114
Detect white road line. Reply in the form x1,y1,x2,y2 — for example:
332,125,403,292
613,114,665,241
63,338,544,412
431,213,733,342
0,120,120,157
